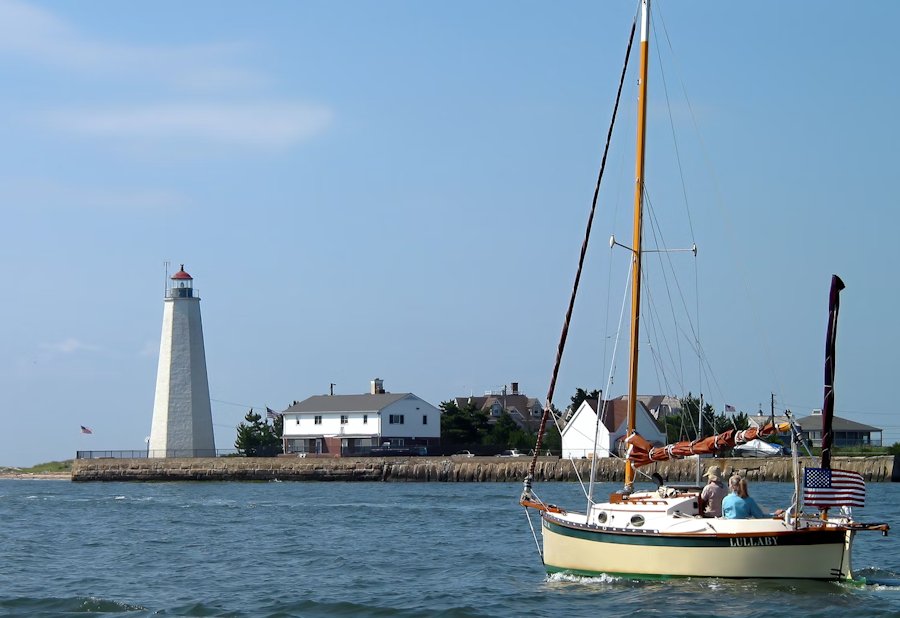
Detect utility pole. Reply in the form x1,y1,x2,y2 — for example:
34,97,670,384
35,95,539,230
329,383,335,396
771,393,775,417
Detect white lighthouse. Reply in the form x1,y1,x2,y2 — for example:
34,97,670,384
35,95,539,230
148,265,216,457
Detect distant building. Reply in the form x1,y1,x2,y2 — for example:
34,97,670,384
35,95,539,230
795,410,883,448
561,398,665,459
280,379,441,456
453,382,543,431
633,395,683,421
148,265,215,458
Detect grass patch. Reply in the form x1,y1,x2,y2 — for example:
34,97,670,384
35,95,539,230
16,460,73,474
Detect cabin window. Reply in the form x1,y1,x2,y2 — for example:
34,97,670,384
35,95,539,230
630,514,645,527
314,416,322,425
296,417,300,425
597,512,608,524
340,415,348,424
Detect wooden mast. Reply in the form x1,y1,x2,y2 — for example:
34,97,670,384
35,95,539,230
624,0,650,490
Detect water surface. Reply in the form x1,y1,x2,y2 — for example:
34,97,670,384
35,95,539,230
1,480,898,617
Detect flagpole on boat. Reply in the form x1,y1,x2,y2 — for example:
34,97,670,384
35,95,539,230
624,0,651,492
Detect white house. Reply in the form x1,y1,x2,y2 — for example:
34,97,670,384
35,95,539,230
561,398,666,459
281,380,441,456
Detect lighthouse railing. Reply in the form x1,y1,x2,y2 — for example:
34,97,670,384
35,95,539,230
76,448,239,459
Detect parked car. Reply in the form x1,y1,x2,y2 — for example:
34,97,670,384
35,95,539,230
453,450,475,458
497,449,525,457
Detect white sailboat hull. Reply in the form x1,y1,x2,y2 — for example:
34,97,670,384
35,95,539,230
540,495,854,580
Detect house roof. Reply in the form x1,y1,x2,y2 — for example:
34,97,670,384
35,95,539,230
795,414,881,432
454,394,543,413
581,398,642,433
285,393,411,414
636,395,675,412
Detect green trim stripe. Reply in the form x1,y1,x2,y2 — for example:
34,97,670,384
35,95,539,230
544,518,845,548
545,564,850,582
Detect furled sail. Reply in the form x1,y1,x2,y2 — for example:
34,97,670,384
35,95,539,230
625,422,789,468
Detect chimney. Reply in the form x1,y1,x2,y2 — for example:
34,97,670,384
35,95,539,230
511,382,519,395
371,378,385,394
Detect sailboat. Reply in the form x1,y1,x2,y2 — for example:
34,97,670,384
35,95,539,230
520,0,888,580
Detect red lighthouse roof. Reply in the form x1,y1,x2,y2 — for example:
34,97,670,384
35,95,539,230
171,265,193,280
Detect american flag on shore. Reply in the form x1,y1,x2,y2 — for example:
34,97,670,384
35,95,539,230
266,407,281,420
80,425,93,434
724,404,736,413
803,467,865,508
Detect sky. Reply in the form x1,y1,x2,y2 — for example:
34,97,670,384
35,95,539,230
1,0,898,466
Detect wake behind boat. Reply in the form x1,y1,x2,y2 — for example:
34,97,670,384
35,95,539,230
520,0,888,581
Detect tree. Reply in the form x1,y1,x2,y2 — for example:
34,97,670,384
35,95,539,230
440,400,489,444
487,410,524,448
665,395,751,443
570,388,601,414
235,409,282,457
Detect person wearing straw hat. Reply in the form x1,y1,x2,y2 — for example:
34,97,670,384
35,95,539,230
699,464,726,517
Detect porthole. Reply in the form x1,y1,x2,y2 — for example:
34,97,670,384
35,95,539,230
596,512,608,524
630,514,645,527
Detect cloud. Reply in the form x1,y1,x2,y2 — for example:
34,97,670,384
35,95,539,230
44,102,334,149
0,1,335,151
0,180,189,213
0,0,262,90
40,338,100,355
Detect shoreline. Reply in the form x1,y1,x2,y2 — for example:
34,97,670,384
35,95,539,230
0,473,71,480
70,454,898,483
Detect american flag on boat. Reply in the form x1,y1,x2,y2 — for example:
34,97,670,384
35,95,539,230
803,467,865,508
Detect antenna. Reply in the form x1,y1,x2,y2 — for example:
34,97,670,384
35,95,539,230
163,261,170,297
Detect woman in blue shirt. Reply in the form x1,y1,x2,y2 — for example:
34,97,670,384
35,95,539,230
722,475,765,519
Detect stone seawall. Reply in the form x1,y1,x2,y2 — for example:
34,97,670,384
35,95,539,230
71,455,898,483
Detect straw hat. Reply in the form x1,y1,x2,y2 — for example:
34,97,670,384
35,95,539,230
703,465,721,481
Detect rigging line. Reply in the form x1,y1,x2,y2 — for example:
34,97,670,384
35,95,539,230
589,262,633,505
643,187,697,372
642,187,697,383
211,397,262,409
654,0,734,409
640,275,676,396
644,187,714,402
651,0,696,243
658,0,784,401
603,118,631,385
640,194,688,392
523,508,543,561
642,229,685,392
530,10,638,479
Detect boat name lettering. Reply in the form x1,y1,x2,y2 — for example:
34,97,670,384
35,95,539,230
728,536,778,548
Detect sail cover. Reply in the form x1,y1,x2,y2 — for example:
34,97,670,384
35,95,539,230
625,422,788,468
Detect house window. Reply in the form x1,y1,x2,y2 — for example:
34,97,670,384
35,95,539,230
341,415,348,424
389,414,405,424
314,415,322,425
363,414,368,424
423,415,427,425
